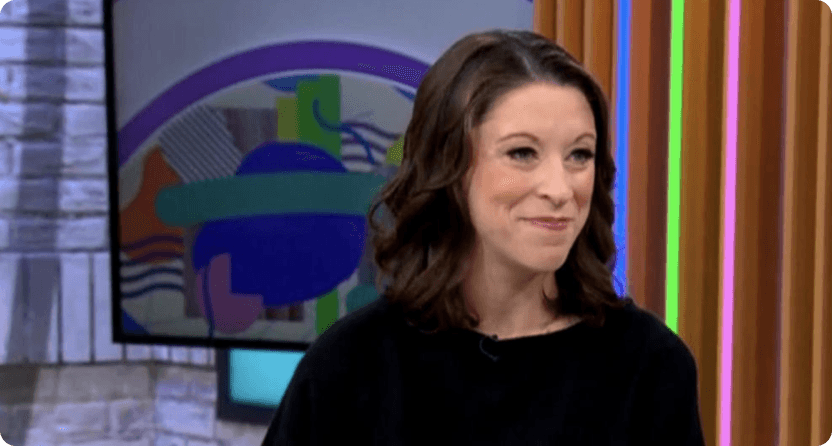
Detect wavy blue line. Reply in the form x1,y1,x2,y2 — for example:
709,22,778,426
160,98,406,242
121,267,183,284
121,283,184,300
341,138,389,154
341,155,378,164
393,87,416,102
313,99,376,164
340,121,401,141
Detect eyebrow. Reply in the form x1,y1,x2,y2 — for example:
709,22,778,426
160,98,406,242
497,131,597,143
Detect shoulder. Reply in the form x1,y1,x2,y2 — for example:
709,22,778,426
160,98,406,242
600,298,698,374
298,296,399,375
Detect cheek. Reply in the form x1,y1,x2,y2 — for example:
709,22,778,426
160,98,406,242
576,170,595,210
476,167,528,207
492,177,528,206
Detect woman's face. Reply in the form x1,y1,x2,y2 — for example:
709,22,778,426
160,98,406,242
465,81,596,274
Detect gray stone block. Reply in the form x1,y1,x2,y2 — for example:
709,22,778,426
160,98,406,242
57,364,151,403
67,0,103,25
111,399,154,440
67,438,153,446
0,103,61,137
48,401,110,440
0,139,12,174
21,27,65,64
0,404,28,446
0,0,26,25
187,439,220,446
0,0,104,26
0,218,9,248
0,178,108,214
0,366,62,407
22,65,65,100
63,104,106,137
155,433,187,446
17,0,68,25
0,27,103,64
21,425,57,446
66,67,105,101
9,217,107,250
190,376,217,403
12,137,108,176
59,179,108,212
0,27,28,62
0,178,57,212
24,254,61,364
66,28,103,64
154,368,191,399
63,136,108,175
154,398,215,438
0,65,103,102
215,419,269,446
0,65,26,100
155,366,216,402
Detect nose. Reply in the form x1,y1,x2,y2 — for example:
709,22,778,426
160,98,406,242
536,159,572,206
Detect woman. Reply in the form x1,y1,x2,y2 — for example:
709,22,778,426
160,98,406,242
261,29,704,445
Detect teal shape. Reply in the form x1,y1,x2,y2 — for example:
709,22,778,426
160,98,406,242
346,284,379,313
155,172,387,227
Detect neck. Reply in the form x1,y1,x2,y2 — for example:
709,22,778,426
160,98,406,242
462,246,561,339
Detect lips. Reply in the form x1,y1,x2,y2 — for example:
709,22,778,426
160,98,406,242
524,217,571,230
527,217,571,223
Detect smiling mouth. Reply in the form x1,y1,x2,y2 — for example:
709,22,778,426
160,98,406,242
524,218,570,231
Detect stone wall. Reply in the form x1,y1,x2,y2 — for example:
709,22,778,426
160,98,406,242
0,363,269,446
0,1,271,445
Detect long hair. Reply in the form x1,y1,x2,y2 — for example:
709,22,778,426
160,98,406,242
367,29,625,333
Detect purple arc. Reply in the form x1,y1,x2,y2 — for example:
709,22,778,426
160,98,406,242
117,41,430,167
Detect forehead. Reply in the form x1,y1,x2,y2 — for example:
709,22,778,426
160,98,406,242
477,82,596,139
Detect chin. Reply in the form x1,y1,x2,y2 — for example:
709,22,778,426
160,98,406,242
521,254,568,273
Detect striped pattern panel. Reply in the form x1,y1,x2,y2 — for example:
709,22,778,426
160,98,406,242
157,105,243,182
535,1,832,445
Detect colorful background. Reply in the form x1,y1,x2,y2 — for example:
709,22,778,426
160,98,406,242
107,0,832,445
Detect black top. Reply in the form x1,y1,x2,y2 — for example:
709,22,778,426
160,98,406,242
261,296,705,445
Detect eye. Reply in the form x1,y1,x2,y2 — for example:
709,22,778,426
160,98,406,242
570,148,595,163
507,147,537,162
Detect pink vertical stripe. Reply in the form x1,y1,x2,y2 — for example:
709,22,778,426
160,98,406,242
720,0,741,444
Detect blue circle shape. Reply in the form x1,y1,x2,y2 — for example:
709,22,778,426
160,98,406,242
192,142,367,307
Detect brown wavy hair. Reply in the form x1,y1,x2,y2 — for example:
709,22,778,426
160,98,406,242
367,29,627,333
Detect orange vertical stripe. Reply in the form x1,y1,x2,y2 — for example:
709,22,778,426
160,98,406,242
780,0,823,444
730,0,787,444
678,0,727,443
811,7,832,446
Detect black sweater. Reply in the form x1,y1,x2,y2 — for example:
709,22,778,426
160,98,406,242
261,296,705,445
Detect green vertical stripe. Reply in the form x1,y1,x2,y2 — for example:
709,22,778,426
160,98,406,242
296,75,342,335
276,97,299,141
386,135,404,166
665,0,685,334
